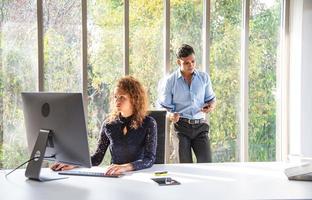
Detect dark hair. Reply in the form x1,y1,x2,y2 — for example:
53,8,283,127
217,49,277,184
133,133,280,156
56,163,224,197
176,44,195,59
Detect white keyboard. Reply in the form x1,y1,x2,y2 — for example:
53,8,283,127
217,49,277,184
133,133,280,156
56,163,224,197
58,170,121,178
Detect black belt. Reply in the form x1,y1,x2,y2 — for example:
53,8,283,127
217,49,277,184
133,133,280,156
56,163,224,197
179,118,206,124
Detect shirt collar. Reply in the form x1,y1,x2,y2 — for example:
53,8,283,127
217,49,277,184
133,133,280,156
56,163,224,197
177,68,198,79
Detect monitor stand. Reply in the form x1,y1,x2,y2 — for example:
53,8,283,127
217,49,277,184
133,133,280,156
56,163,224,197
25,129,68,182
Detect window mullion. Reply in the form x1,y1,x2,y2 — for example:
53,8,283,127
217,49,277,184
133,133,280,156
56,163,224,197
203,0,210,73
37,0,44,91
276,0,290,161
124,0,129,75
82,0,88,117
164,0,170,164
240,0,250,162
164,0,170,74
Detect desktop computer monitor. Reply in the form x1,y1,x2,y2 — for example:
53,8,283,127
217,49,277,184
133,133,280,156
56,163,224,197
21,92,91,181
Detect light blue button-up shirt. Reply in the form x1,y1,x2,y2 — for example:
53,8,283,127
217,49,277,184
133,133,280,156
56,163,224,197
158,68,215,119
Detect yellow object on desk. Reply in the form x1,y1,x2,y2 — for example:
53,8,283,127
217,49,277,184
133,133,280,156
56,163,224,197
154,171,168,176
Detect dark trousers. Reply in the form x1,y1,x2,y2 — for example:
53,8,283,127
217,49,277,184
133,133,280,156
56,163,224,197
174,120,211,163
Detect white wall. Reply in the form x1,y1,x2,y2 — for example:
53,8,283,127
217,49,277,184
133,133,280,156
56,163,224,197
289,0,312,157
300,0,312,156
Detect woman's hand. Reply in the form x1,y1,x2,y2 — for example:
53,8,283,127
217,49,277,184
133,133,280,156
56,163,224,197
50,162,77,171
105,163,134,175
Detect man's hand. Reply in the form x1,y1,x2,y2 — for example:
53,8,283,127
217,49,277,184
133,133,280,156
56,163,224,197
201,101,216,113
168,112,180,123
105,163,134,175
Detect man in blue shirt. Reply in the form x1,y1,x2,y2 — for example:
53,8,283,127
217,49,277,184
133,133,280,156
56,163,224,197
158,44,216,163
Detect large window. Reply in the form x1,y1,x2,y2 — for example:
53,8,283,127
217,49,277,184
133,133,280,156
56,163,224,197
87,0,124,165
0,1,37,168
209,0,242,162
43,0,82,92
248,0,281,161
0,0,285,168
129,0,164,108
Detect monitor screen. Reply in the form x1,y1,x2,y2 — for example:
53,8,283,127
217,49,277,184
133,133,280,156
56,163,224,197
22,92,91,181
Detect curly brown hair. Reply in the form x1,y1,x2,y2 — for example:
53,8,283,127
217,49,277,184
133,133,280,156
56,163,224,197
107,76,149,129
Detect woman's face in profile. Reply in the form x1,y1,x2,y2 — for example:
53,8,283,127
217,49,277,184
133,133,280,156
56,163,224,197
113,88,133,115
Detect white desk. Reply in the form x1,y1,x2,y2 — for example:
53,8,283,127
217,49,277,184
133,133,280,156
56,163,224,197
1,162,312,200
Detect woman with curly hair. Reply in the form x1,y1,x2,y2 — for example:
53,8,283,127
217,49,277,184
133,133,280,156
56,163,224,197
51,76,157,175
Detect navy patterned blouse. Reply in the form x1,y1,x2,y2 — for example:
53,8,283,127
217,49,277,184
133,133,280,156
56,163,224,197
91,115,157,170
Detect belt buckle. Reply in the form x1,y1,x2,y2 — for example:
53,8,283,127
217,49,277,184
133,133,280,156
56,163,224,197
181,118,200,124
190,119,196,124
182,118,191,124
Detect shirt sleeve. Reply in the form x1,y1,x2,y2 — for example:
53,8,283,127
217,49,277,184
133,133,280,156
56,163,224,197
158,76,175,112
131,118,157,170
91,122,110,166
204,73,216,103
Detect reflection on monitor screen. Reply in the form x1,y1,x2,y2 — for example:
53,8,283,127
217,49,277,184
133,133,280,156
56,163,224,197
22,92,91,181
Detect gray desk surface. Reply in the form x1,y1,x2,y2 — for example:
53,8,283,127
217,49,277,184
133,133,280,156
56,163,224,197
1,162,312,200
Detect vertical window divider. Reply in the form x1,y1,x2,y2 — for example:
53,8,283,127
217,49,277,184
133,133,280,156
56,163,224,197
82,0,88,118
37,0,44,92
0,67,2,168
240,0,250,162
124,0,129,75
276,0,290,161
164,0,170,164
164,0,170,74
203,0,211,126
203,0,210,74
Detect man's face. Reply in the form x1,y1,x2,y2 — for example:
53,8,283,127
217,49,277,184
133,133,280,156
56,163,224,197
177,54,196,75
